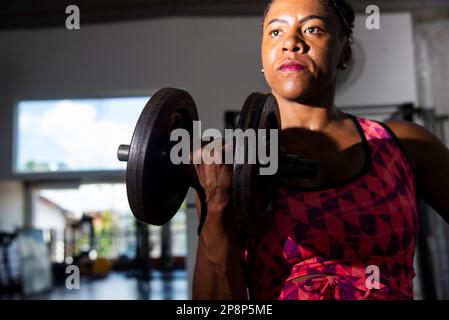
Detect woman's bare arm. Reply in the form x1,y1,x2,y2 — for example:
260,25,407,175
386,120,449,224
191,143,247,299
192,192,247,299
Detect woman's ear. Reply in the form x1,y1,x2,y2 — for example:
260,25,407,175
338,42,352,70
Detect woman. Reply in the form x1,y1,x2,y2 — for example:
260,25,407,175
192,0,449,300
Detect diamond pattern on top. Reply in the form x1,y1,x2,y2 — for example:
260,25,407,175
245,116,419,300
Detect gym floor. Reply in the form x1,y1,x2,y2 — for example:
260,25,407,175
2,271,188,300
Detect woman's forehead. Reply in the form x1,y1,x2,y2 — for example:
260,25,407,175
265,0,332,22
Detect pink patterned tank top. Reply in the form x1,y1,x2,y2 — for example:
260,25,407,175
245,115,419,300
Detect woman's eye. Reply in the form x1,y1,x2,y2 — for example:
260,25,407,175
305,27,323,34
269,30,281,37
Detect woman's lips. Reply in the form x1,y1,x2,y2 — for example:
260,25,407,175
279,62,306,72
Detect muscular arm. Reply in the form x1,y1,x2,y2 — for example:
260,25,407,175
190,139,248,300
192,191,247,299
386,120,449,224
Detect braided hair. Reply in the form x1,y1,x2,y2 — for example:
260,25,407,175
263,0,355,39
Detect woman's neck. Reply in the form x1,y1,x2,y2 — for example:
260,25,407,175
273,93,346,131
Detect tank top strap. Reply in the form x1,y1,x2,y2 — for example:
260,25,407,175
349,114,416,175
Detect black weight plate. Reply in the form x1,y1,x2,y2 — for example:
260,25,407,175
125,88,198,225
233,93,281,236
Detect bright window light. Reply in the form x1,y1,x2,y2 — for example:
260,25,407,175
15,96,148,173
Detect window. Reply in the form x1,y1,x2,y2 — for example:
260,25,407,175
15,96,148,173
32,183,187,263
34,183,135,262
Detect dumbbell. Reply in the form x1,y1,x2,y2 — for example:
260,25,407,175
117,88,318,235
232,92,318,234
117,88,200,226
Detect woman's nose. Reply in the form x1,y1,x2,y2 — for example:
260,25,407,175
282,33,304,52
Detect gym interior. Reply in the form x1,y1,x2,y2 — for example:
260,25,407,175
1,0,449,300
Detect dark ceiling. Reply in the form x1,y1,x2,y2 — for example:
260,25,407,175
1,0,449,31
0,0,260,30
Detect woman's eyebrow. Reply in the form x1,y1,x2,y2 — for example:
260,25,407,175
299,15,327,24
266,18,289,27
266,15,327,27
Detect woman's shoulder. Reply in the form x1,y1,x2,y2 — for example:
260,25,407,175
383,119,448,173
384,119,436,142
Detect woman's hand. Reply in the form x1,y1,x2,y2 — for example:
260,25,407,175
191,138,236,249
191,139,233,213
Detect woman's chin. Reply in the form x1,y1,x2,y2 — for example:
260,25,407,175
273,88,311,103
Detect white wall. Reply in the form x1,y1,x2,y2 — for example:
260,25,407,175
0,181,25,232
336,13,418,107
33,197,66,232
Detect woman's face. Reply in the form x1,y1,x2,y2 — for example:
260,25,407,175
261,0,350,103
